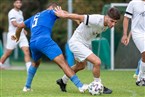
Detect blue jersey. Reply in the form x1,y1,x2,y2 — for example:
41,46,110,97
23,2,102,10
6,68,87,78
24,10,62,61
24,10,58,42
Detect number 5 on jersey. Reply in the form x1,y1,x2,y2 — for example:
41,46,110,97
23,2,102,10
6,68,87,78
32,13,40,28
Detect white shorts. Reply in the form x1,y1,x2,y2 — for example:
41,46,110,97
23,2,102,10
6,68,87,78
69,40,93,62
132,33,145,53
6,33,29,49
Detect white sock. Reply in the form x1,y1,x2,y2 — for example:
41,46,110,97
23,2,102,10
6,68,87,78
140,61,145,72
94,77,101,82
137,61,145,81
62,75,69,84
0,62,2,67
25,61,31,72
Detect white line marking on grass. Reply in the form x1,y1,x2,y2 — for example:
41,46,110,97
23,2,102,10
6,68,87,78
127,90,137,97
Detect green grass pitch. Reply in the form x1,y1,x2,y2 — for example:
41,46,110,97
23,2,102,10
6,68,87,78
0,62,144,97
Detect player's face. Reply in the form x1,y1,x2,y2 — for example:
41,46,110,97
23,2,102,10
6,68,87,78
14,0,22,9
107,17,117,28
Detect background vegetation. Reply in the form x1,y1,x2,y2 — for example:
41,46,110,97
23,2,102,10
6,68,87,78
0,0,130,52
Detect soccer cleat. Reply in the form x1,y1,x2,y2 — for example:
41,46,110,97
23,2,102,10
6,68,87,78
136,79,145,86
23,86,32,92
78,84,88,93
136,71,145,86
56,79,67,92
103,86,112,94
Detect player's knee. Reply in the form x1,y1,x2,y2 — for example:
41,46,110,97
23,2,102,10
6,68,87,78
94,60,101,66
23,49,30,55
142,51,145,62
32,61,40,67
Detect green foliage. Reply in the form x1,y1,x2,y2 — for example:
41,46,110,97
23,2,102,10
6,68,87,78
0,0,130,52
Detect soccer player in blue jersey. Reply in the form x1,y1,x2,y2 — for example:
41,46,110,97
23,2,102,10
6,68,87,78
11,2,88,92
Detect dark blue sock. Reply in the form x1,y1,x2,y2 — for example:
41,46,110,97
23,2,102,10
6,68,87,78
25,65,37,88
70,75,83,88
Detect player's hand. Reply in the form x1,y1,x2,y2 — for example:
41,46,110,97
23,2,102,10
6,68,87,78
121,35,129,46
75,20,81,25
54,6,66,18
24,30,28,35
11,35,19,42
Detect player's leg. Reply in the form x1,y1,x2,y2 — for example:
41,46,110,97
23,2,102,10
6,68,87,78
87,53,112,94
19,36,31,72
23,60,40,92
0,49,13,64
21,46,31,72
141,52,145,77
62,61,87,83
132,35,145,86
42,39,87,93
86,53,101,82
53,54,88,93
0,33,16,66
23,42,42,92
137,52,145,86
57,61,87,92
136,59,141,75
57,41,93,92
133,59,141,79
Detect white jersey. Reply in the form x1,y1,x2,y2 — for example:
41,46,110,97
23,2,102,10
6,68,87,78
124,0,145,36
6,8,29,49
69,14,108,62
69,14,108,47
8,8,25,35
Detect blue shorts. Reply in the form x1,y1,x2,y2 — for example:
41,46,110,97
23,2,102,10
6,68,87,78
30,38,62,62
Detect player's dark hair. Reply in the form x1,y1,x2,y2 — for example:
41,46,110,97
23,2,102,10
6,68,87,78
107,7,120,20
13,0,22,2
47,2,59,9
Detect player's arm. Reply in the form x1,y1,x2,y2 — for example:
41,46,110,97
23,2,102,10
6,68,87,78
60,12,84,22
11,21,19,27
121,16,130,46
9,11,19,27
12,21,28,35
123,16,129,37
11,22,25,42
63,10,81,25
121,1,133,46
55,6,84,22
124,31,132,46
12,16,32,42
24,30,28,35
128,31,132,41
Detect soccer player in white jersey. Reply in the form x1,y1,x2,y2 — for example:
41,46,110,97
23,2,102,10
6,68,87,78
123,32,141,79
0,0,31,72
54,6,121,93
121,0,145,86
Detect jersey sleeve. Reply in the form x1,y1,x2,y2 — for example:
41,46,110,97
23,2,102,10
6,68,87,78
24,17,32,28
124,1,134,18
83,14,101,26
51,10,59,19
8,10,16,22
